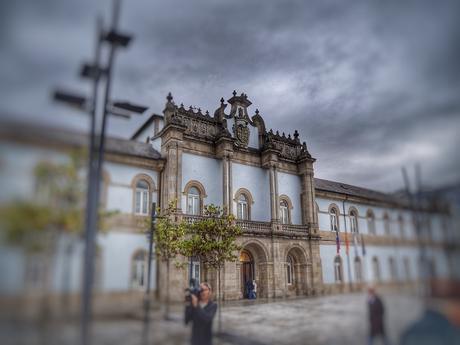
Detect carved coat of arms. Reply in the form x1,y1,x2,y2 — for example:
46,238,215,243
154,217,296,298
233,121,250,148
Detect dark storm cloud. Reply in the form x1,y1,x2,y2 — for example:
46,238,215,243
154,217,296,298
1,0,459,191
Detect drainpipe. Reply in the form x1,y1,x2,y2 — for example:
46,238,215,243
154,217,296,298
342,198,353,292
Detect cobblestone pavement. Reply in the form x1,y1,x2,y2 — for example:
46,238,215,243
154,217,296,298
2,292,424,345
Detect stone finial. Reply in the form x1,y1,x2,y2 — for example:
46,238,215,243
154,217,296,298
276,130,279,136
302,141,307,150
255,108,259,115
220,97,225,104
233,90,237,96
288,134,291,139
166,92,173,103
189,105,193,112
269,129,274,134
294,130,299,139
205,110,209,116
282,132,286,138
180,103,184,108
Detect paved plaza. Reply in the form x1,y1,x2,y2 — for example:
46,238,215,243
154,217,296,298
2,292,425,345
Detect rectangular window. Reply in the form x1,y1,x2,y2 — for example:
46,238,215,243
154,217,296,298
135,190,141,214
187,195,199,215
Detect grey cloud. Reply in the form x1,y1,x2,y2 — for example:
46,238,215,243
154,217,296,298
1,0,459,191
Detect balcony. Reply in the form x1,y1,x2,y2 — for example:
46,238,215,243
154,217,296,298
181,215,309,237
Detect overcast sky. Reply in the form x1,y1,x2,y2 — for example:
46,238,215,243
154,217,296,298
1,0,459,192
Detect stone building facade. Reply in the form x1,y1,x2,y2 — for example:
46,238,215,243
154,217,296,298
0,91,458,309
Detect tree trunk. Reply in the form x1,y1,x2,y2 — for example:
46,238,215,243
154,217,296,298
165,259,170,319
218,266,222,334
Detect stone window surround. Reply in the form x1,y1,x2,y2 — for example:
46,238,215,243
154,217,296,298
348,206,359,233
279,194,293,224
234,187,255,220
328,203,341,232
130,248,148,290
183,180,207,215
131,173,156,216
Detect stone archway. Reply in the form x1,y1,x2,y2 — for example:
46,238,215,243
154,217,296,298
285,246,309,297
237,241,270,299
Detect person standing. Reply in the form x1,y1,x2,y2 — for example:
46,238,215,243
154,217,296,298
185,282,218,345
252,280,258,299
367,286,389,345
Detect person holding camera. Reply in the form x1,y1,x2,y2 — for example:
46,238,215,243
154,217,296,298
185,282,217,345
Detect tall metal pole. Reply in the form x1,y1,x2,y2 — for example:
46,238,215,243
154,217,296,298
142,203,156,345
81,16,103,345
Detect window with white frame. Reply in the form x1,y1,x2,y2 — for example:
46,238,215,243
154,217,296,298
135,180,149,215
354,256,363,282
286,255,294,285
350,209,359,233
330,207,339,232
334,256,343,282
131,250,147,289
398,214,405,238
403,257,411,281
389,257,397,281
237,194,249,220
187,186,200,215
372,257,381,282
191,257,200,284
383,213,390,235
367,210,376,234
280,200,290,224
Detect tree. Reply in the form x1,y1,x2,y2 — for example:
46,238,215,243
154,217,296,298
0,150,115,317
180,204,242,332
154,200,186,319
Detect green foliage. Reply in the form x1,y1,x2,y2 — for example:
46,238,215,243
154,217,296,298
0,149,114,251
154,200,186,262
180,204,242,270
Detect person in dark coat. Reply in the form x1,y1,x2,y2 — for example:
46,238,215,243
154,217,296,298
367,286,389,345
185,282,218,345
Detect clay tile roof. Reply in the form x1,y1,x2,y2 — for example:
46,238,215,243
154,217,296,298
0,117,162,160
314,177,398,204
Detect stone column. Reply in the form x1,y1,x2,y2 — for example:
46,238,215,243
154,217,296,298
228,158,233,215
274,166,279,221
222,156,228,212
269,166,277,221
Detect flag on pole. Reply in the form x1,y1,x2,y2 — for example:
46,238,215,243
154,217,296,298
361,234,366,256
335,230,341,254
344,231,349,255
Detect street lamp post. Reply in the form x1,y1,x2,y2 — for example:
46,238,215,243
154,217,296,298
52,2,143,344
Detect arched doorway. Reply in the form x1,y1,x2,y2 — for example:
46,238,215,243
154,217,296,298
238,241,269,299
285,246,309,296
240,250,254,298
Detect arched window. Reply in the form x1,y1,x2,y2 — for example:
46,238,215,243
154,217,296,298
329,206,339,232
403,257,411,281
131,250,147,289
354,257,363,282
389,257,397,281
334,256,343,283
280,200,290,224
237,194,249,220
372,257,381,282
187,186,201,215
234,188,253,220
184,181,206,215
398,214,405,238
367,209,376,235
349,209,359,233
383,212,390,235
135,180,150,215
286,255,294,285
